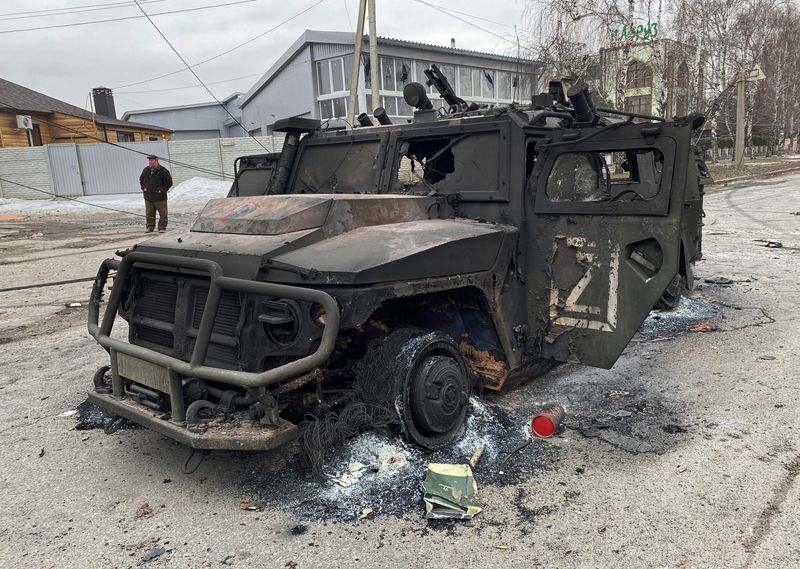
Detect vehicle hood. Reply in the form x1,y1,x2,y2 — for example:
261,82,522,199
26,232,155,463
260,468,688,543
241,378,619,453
132,194,515,284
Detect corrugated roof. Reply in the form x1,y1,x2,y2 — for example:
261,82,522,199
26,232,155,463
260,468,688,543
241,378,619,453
241,30,539,107
377,35,534,64
0,77,172,132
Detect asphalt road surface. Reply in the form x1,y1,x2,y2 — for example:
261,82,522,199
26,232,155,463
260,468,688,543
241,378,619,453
0,174,798,568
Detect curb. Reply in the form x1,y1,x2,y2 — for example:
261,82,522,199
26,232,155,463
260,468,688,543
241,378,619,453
708,164,800,189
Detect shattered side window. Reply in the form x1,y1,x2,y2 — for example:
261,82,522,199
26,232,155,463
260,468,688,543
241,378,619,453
546,149,664,203
546,152,609,202
393,133,498,195
608,149,664,200
291,140,382,194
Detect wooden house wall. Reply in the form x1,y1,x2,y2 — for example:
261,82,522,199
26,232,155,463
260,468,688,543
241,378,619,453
0,111,170,148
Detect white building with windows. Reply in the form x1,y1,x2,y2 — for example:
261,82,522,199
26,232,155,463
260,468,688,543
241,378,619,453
121,93,244,140
239,30,541,134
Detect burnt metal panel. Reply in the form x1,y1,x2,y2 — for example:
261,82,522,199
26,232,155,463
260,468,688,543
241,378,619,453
270,218,510,284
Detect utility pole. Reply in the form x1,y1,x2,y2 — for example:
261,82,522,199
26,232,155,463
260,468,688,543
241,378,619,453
734,72,746,169
367,0,380,115
346,0,367,128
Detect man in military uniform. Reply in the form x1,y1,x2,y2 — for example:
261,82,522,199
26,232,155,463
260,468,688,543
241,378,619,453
139,155,173,232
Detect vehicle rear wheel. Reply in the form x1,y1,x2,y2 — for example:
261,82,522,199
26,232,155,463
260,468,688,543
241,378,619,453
655,274,683,311
359,328,471,449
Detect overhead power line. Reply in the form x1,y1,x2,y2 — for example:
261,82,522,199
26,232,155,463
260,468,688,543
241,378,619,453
116,58,310,94
0,176,148,218
0,0,163,18
0,0,256,34
116,71,267,94
411,0,516,45
0,0,165,22
131,0,269,151
111,0,326,90
431,4,517,30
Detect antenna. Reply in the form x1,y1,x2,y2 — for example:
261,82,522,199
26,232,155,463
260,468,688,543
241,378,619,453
514,25,521,103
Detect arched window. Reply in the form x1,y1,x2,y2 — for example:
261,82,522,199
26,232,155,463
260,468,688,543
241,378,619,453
676,62,689,89
626,60,653,89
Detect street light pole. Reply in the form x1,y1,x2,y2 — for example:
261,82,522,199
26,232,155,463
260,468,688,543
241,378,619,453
367,0,380,115
346,0,367,128
735,72,746,169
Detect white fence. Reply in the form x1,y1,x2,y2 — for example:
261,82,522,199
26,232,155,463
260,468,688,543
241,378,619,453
0,134,284,199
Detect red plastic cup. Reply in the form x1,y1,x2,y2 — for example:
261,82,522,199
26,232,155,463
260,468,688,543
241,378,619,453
531,404,565,438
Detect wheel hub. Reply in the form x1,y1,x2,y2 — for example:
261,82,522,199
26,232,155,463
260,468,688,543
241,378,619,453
410,355,468,434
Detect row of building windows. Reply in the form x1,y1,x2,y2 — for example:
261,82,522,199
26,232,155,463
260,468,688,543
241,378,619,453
624,93,688,116
621,58,691,116
316,54,533,120
625,60,689,90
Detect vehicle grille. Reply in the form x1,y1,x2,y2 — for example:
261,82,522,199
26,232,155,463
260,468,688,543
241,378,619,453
128,270,243,370
191,288,242,336
136,280,177,321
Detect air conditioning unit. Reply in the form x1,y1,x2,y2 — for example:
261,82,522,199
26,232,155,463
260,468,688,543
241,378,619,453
16,115,33,130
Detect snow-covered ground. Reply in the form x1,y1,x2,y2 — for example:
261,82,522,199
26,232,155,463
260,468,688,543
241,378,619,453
0,177,230,217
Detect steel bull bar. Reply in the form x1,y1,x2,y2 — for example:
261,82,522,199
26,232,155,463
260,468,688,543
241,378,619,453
86,251,340,450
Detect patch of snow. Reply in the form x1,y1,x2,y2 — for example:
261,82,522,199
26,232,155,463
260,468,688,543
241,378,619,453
0,176,229,217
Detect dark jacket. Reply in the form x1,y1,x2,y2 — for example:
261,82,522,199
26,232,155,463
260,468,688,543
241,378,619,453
140,165,173,202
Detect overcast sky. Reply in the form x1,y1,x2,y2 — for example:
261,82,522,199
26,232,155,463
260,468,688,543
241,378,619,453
0,0,527,115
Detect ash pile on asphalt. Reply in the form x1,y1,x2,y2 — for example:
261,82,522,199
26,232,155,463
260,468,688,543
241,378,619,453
638,296,720,339
245,397,558,521
73,399,140,431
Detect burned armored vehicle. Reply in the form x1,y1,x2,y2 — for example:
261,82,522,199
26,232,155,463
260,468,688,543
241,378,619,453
88,69,708,452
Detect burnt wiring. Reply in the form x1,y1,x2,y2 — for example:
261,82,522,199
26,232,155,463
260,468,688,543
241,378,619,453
300,403,395,475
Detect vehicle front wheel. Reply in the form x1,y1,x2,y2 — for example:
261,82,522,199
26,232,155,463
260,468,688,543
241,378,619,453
360,328,472,449
655,274,683,311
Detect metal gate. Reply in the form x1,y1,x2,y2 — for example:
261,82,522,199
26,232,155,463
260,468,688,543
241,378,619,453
77,141,169,195
44,144,83,196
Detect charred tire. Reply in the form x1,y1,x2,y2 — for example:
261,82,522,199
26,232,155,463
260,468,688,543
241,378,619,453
362,328,471,449
655,274,683,311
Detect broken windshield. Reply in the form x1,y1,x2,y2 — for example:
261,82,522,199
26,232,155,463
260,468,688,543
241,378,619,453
392,132,500,197
290,139,383,194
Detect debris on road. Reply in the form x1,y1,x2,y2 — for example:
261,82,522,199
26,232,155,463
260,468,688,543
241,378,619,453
704,276,734,285
38,448,44,458
359,507,374,520
422,463,483,520
64,302,82,308
135,503,153,519
531,404,566,438
141,547,165,563
502,438,533,463
765,240,783,248
574,427,657,454
688,322,717,333
469,446,485,469
239,500,257,511
608,409,633,419
758,355,776,361
333,462,369,487
57,410,77,418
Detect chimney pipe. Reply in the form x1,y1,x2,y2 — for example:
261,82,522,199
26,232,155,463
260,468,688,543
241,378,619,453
92,87,117,119
450,38,456,49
